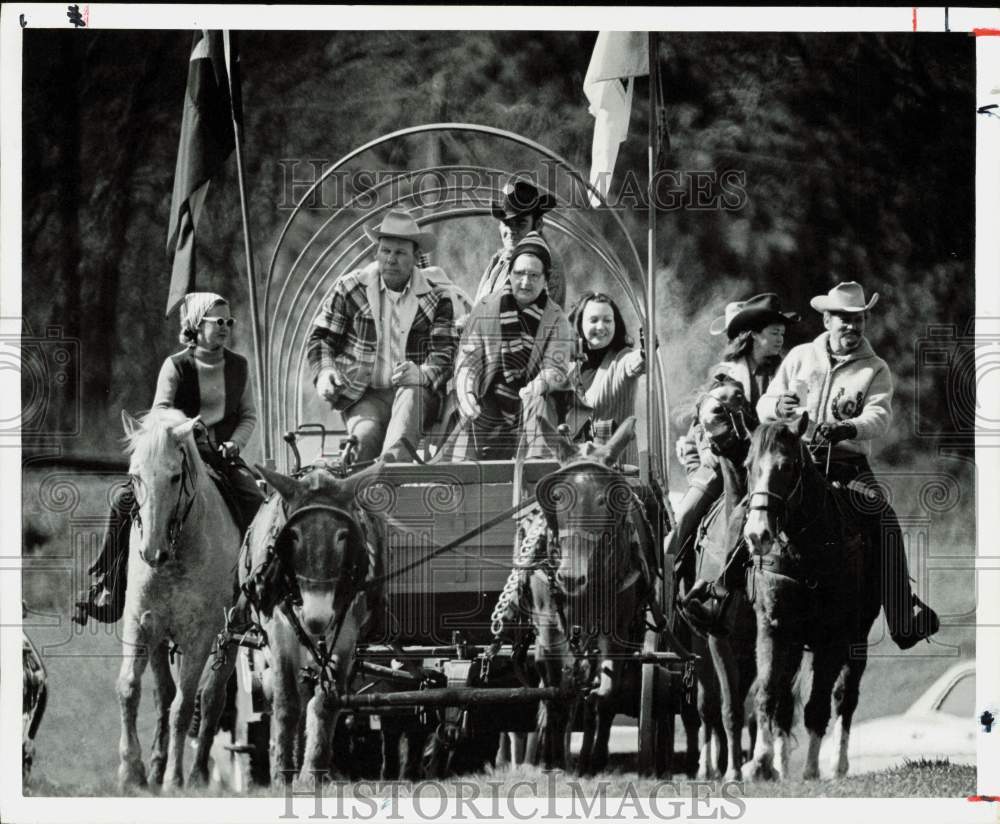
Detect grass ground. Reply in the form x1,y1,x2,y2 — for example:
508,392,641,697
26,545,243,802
25,761,975,800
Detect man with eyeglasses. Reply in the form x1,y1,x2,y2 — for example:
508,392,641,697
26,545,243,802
307,211,458,464
475,178,564,308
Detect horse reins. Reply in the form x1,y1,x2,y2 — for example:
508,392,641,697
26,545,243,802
748,438,835,577
272,502,371,692
248,494,542,691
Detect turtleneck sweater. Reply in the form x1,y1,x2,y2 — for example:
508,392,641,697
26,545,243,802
152,345,257,449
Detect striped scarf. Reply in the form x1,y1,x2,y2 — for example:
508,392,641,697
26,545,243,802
494,280,548,426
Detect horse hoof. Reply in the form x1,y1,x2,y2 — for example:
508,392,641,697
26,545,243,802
118,761,148,790
148,757,165,787
802,765,820,781
725,768,742,782
749,760,776,782
294,771,328,792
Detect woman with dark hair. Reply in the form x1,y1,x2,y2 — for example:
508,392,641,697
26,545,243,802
571,292,645,420
676,294,799,473
540,291,647,463
73,293,264,625
669,294,799,626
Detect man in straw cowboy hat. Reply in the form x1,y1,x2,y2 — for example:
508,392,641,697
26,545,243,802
755,281,940,649
475,178,565,308
307,210,458,463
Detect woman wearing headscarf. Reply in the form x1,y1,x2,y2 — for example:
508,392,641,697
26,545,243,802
73,293,263,625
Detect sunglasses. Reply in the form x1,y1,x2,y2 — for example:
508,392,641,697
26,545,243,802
201,316,235,328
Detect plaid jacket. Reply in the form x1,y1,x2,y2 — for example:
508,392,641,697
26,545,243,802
307,262,457,411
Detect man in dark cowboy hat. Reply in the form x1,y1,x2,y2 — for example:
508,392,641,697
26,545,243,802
755,281,940,649
475,178,565,308
306,210,458,463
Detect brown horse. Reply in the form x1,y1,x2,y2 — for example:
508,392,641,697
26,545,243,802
679,376,757,781
742,414,880,780
528,416,655,774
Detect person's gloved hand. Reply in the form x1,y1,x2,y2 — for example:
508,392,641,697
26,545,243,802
219,441,240,461
813,421,856,447
775,392,801,418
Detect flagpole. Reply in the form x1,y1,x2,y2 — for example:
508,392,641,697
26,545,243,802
646,30,658,486
223,31,271,468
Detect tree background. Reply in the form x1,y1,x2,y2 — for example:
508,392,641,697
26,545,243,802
21,29,976,476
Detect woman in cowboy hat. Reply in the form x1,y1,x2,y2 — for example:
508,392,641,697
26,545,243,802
74,293,264,625
677,294,800,474
670,294,800,626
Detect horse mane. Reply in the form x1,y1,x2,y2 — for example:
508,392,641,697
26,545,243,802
746,420,799,471
124,408,200,473
746,420,821,487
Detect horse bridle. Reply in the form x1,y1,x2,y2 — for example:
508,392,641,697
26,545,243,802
746,438,813,549
272,502,370,694
698,391,752,458
130,445,198,562
535,463,646,660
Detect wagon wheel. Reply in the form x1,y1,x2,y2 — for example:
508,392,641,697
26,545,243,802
637,577,674,777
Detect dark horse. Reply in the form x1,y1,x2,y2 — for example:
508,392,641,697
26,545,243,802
243,463,384,784
742,414,881,780
528,416,657,774
679,375,757,781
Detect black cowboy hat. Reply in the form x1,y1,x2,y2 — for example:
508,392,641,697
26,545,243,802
491,179,558,221
720,293,800,338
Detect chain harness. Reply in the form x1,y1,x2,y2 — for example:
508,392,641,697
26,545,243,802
482,464,659,691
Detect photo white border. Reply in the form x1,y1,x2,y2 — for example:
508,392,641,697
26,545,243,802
2,5,999,823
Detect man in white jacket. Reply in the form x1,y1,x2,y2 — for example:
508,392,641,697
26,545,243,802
756,281,939,649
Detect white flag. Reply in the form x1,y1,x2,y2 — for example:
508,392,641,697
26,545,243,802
583,32,650,207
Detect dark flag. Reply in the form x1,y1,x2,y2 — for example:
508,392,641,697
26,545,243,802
165,30,239,316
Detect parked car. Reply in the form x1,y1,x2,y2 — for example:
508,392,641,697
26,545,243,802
820,659,976,774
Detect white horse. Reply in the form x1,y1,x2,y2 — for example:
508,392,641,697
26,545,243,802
116,409,240,790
